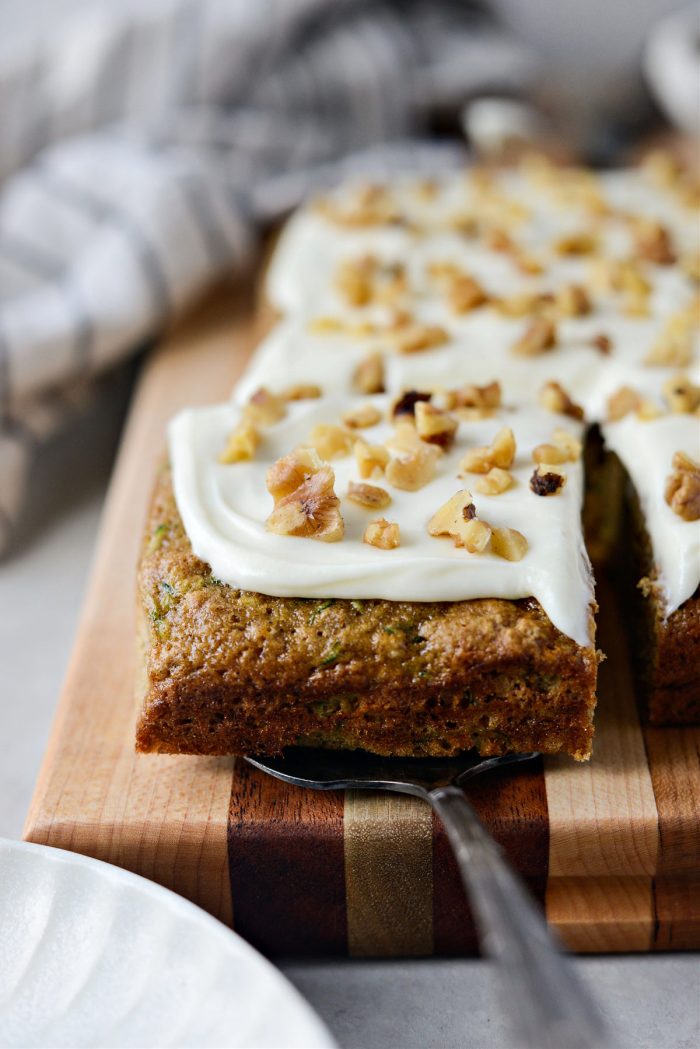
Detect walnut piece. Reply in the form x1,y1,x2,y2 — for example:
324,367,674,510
385,444,439,491
512,317,557,357
665,452,700,521
607,386,642,422
353,352,385,395
474,467,513,495
308,424,354,460
555,283,591,317
364,518,400,549
244,387,287,426
530,466,566,496
645,313,693,368
342,403,382,429
354,439,390,479
554,231,598,255
459,427,515,474
385,421,424,455
663,375,700,414
452,381,502,412
266,447,324,503
391,389,432,420
283,383,322,401
491,527,528,561
347,481,391,510
219,420,260,464
266,466,344,541
447,272,489,314
414,402,458,449
393,322,449,355
427,490,491,551
591,333,613,355
539,380,584,420
632,218,675,265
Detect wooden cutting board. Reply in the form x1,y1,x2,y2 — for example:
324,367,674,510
24,283,700,956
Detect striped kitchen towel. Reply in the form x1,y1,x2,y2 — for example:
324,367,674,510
0,0,533,554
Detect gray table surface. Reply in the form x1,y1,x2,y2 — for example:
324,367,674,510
1,373,698,1049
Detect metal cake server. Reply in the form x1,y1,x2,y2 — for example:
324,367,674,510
246,748,610,1049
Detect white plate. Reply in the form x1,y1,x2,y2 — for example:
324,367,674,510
0,839,336,1049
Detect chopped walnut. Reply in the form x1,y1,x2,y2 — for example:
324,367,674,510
266,466,344,541
513,251,544,276
347,481,391,510
665,452,700,521
335,254,376,307
459,518,493,553
530,466,566,496
607,386,642,422
353,352,385,395
317,184,402,228
335,255,407,307
244,387,287,426
512,317,557,357
554,231,598,255
636,399,662,421
555,283,591,317
427,490,491,551
645,313,693,367
551,428,583,461
266,447,324,503
492,291,548,318
283,383,322,401
393,322,449,355
354,440,390,479
308,424,355,460
532,443,569,466
459,427,516,474
414,402,458,449
453,381,502,412
384,421,421,455
632,218,675,265
474,467,513,495
391,389,432,420
364,517,400,549
428,490,475,537
591,333,613,355
447,273,489,313
342,403,382,429
491,527,528,561
539,381,584,420
385,445,439,491
219,420,260,464
663,375,700,414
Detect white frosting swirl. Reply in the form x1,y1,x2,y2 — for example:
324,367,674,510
602,413,700,615
169,396,594,646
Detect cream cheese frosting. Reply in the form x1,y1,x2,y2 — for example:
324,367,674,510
602,413,700,616
168,160,698,644
169,395,594,645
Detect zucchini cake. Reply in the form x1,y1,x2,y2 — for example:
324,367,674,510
136,152,699,758
137,393,597,759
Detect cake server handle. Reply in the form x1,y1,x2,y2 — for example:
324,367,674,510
429,785,610,1049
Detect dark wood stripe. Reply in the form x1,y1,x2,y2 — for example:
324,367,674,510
228,759,347,957
432,756,549,955
644,726,700,950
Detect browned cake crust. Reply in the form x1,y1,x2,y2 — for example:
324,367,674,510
624,474,700,725
135,465,598,760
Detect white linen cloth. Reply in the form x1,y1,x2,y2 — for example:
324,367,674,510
0,0,533,554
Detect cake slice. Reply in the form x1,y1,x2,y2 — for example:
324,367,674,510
602,406,700,724
136,390,598,759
